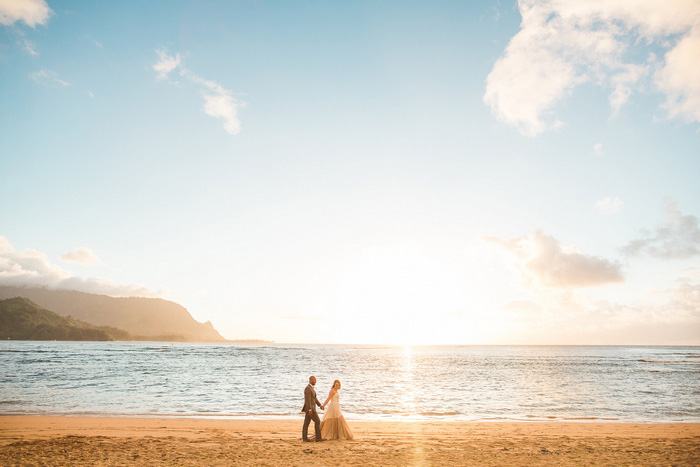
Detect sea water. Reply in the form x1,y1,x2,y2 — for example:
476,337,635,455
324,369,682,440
1,342,698,422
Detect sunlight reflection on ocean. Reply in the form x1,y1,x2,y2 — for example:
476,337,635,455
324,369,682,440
1,342,698,422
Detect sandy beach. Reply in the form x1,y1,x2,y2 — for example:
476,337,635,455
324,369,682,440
1,416,699,466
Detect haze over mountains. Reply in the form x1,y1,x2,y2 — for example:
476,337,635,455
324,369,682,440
0,286,226,342
0,297,132,341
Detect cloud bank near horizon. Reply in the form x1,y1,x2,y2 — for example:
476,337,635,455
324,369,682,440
498,270,700,344
0,237,160,298
484,199,700,343
484,0,700,136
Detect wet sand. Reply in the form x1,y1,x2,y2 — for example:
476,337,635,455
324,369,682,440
1,416,699,466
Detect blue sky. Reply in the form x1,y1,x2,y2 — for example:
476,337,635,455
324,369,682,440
1,0,699,345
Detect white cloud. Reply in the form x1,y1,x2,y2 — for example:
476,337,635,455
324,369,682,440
487,230,624,288
153,48,243,135
153,48,181,81
623,198,700,259
655,29,700,123
202,91,241,135
597,196,623,214
0,237,159,297
60,248,99,265
484,37,580,136
0,0,51,27
593,142,604,156
484,0,700,136
185,72,242,135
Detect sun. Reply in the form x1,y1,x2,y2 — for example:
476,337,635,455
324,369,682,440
328,242,493,345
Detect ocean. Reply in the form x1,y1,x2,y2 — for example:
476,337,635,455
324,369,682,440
1,342,698,422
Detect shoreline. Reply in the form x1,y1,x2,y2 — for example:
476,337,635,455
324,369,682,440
1,413,699,424
2,416,699,466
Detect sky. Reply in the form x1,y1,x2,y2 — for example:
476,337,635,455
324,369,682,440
1,0,699,345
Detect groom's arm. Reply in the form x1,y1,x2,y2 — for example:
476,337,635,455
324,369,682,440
304,386,314,412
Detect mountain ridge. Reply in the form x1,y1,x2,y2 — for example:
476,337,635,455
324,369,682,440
0,286,226,342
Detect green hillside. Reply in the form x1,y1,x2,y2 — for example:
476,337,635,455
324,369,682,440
0,287,226,342
0,297,132,341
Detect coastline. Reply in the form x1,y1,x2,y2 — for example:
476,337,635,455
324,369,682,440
2,416,699,466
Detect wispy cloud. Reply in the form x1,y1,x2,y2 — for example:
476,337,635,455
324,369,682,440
609,63,649,114
486,230,624,288
153,48,243,135
60,248,99,265
597,196,623,214
0,236,160,297
19,35,38,55
484,0,700,136
29,69,70,87
0,0,51,27
623,198,700,259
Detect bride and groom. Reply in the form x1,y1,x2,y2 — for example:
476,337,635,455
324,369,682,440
302,375,354,442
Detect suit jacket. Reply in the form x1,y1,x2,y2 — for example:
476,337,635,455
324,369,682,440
302,383,321,413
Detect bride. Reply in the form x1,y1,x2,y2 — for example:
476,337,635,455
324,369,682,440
320,379,354,440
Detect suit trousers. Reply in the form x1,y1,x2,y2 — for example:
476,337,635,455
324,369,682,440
302,409,322,441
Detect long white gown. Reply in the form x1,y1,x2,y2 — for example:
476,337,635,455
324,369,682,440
320,392,354,440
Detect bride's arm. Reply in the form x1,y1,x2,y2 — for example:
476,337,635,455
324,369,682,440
321,388,336,409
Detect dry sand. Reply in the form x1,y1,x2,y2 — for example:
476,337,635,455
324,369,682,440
1,416,699,466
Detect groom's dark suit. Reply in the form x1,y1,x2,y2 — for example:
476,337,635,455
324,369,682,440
302,383,322,441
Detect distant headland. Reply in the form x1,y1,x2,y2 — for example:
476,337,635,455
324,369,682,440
0,286,269,343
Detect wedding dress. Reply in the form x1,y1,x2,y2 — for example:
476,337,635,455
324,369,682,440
320,392,354,440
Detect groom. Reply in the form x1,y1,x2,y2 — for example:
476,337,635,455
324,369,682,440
302,375,324,442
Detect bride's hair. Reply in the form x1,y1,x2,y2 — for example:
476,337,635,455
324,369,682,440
332,379,341,390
